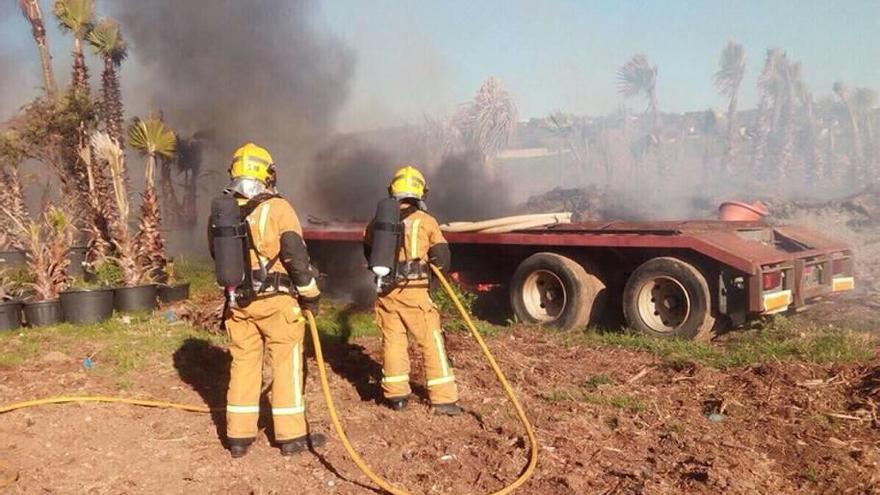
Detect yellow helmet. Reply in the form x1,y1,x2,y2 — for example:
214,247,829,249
389,165,426,200
229,143,275,183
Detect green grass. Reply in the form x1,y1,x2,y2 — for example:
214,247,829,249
576,316,875,369
0,313,225,375
316,303,380,342
584,373,614,388
172,258,217,294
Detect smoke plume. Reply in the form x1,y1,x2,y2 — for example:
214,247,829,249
110,0,354,208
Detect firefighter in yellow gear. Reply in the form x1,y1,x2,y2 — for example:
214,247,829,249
364,166,462,415
210,143,324,458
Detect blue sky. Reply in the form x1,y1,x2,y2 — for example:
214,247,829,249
317,0,880,130
2,1,878,131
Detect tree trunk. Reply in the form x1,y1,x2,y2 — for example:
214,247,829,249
723,86,740,170
159,159,183,227
777,92,797,178
37,40,57,100
844,100,863,185
72,37,89,95
136,184,167,283
102,57,124,146
751,94,772,173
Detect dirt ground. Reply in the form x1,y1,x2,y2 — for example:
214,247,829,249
1,305,878,495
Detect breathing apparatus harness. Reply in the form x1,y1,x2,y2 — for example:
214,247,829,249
367,199,431,293
209,191,294,308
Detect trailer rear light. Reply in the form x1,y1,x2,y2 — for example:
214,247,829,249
762,271,783,291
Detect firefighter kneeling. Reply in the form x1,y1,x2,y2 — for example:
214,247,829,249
209,143,324,458
364,166,462,415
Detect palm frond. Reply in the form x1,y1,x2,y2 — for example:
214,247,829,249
757,48,786,93
91,131,128,221
128,115,177,159
714,42,745,97
87,17,126,64
616,54,657,99
52,0,94,38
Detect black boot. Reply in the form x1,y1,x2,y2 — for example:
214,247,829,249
280,433,327,456
228,438,254,458
387,396,409,411
432,402,463,416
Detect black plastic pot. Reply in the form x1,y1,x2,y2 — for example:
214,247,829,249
158,282,191,304
0,300,23,331
24,299,64,327
60,288,114,324
67,246,88,279
114,284,158,313
0,250,27,270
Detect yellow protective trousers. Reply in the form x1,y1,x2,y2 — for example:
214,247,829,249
375,287,458,405
225,294,307,442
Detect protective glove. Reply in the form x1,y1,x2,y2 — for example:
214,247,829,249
298,294,321,317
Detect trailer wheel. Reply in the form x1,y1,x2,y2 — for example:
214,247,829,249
510,253,606,330
623,257,716,341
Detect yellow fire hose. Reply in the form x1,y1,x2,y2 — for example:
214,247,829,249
0,266,538,494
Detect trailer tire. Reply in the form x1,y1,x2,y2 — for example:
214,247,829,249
510,253,606,331
623,257,716,341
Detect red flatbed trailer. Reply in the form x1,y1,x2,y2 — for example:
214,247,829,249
303,220,855,340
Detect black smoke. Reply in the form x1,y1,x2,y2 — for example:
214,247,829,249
110,0,355,202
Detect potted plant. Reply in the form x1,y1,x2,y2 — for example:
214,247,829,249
91,131,157,312
8,206,74,327
0,270,24,331
59,260,118,324
129,114,176,283
157,258,190,303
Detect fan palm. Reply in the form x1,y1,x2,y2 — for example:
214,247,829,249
87,18,127,145
18,0,58,99
617,54,659,132
129,115,177,189
128,115,177,282
53,0,94,94
617,54,665,175
714,42,745,167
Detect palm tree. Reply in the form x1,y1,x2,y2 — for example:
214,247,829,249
87,18,127,145
617,54,660,134
752,48,784,173
454,77,518,177
617,54,665,175
833,81,863,183
53,0,94,95
714,42,745,168
18,0,58,100
129,115,177,282
91,131,147,287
